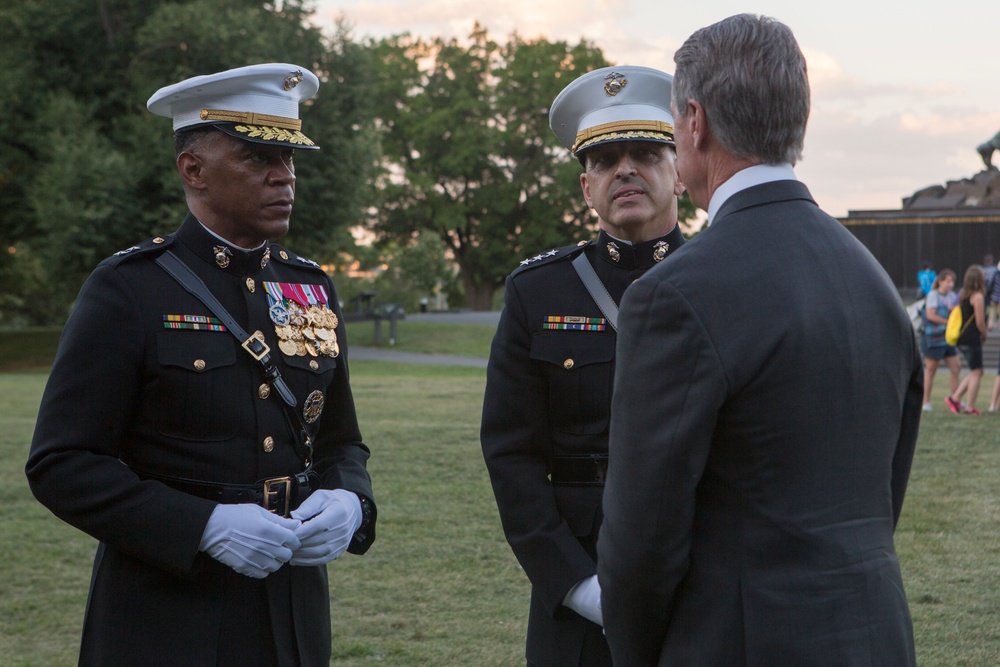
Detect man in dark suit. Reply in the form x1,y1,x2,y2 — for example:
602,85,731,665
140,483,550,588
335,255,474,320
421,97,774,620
481,66,686,667
26,64,376,666
598,15,922,666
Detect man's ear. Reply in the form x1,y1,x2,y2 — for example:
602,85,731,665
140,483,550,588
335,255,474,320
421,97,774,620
580,172,594,209
674,177,686,197
688,100,707,150
177,152,208,191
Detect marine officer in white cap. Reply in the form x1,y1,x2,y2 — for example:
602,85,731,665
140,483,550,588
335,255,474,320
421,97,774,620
27,63,376,666
481,65,686,667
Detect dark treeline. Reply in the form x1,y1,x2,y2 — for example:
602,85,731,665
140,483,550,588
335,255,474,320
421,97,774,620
0,1,694,322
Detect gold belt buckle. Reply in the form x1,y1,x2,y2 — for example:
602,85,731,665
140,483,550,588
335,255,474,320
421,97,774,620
262,476,293,517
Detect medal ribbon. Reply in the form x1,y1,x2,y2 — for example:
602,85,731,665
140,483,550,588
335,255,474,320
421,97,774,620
262,282,285,310
307,284,328,305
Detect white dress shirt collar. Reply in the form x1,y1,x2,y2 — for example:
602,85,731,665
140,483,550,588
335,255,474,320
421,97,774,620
707,163,798,225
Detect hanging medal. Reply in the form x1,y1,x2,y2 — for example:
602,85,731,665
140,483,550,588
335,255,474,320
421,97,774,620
263,282,339,358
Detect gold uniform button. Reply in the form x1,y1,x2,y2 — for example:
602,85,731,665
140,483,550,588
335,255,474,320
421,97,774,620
279,251,289,260
193,359,206,371
563,358,575,370
577,240,588,247
263,436,275,453
153,237,165,244
309,360,319,370
246,277,255,292
258,383,271,399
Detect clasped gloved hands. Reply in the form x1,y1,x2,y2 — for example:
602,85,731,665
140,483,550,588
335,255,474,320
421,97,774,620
199,503,302,578
288,489,362,566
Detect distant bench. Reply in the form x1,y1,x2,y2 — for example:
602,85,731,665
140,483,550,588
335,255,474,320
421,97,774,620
343,292,405,345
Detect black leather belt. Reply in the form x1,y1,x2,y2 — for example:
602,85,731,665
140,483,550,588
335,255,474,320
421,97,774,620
133,468,317,518
550,455,609,487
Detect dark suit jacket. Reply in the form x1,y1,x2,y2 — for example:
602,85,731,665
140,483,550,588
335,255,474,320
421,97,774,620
26,215,375,666
481,229,684,667
598,180,921,666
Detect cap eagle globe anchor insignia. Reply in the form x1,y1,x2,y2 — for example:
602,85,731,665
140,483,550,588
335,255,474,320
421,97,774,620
604,72,628,96
213,246,232,269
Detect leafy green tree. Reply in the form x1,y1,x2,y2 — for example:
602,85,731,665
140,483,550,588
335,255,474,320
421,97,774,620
0,0,376,323
367,25,610,310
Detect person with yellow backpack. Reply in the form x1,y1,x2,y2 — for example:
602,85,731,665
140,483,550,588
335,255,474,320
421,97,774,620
944,265,989,415
921,269,961,411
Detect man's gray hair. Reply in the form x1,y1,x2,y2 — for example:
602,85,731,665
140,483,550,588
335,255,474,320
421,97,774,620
672,14,810,165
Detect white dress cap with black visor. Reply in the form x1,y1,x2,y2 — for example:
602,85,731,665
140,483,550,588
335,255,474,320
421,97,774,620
147,63,320,150
549,65,674,156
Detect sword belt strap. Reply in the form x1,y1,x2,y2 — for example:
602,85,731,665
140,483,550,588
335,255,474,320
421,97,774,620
572,252,618,331
155,250,313,466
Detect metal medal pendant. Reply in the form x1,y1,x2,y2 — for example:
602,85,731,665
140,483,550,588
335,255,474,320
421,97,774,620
270,303,291,326
302,390,325,423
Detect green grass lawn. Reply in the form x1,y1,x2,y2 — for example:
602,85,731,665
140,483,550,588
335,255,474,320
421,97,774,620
343,320,496,358
2,342,999,664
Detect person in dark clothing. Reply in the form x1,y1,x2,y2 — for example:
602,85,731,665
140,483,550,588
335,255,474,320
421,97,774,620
480,66,686,667
598,15,921,666
26,63,376,666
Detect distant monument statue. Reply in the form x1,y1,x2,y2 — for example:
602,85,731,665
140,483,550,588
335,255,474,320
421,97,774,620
978,130,1000,169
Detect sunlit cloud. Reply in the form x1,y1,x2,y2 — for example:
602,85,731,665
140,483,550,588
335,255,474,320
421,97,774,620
310,1,1000,218
315,0,630,42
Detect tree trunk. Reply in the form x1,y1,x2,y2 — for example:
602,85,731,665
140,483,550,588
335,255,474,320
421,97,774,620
463,276,497,311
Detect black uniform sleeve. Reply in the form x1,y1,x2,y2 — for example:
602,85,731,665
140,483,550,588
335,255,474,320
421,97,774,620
26,263,216,576
480,276,598,616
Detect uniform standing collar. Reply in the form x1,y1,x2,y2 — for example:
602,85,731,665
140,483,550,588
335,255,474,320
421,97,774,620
175,213,271,275
596,227,681,269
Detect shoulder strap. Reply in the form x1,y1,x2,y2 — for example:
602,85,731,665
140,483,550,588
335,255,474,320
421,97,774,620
154,251,313,464
571,253,618,331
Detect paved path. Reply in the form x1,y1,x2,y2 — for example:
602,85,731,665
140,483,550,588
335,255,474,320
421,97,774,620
350,310,497,367
405,311,501,326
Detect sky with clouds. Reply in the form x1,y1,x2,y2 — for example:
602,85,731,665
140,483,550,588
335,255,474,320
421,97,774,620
309,0,1000,217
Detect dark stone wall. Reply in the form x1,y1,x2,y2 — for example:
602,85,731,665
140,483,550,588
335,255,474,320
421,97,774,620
844,219,1000,297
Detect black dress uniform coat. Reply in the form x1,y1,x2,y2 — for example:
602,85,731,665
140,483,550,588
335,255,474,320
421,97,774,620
481,226,685,667
598,180,921,666
26,215,376,667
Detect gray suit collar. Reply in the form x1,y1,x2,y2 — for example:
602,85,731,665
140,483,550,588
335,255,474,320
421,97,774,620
712,180,816,226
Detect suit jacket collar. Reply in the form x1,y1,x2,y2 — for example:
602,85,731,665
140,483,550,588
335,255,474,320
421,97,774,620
707,163,797,224
712,180,816,227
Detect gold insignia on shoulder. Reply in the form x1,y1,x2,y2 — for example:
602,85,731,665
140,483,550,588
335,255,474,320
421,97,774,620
604,72,628,96
153,237,165,244
653,240,669,262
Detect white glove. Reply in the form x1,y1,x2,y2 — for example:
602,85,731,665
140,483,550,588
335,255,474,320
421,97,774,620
563,574,603,626
289,489,362,566
199,503,302,579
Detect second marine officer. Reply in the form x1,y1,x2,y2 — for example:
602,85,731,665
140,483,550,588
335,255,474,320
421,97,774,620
480,66,686,667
